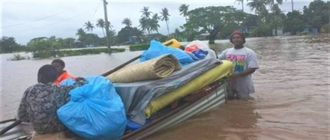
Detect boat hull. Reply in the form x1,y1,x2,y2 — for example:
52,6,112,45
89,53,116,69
119,80,227,140
0,80,228,140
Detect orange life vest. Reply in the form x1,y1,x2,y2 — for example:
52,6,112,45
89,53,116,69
54,70,75,85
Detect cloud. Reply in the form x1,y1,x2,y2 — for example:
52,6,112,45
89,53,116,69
1,0,313,45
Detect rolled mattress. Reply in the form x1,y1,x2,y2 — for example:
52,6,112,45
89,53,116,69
145,60,233,118
107,54,181,83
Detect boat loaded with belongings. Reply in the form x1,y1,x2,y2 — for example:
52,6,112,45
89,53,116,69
0,39,233,140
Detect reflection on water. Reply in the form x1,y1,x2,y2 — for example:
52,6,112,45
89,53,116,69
147,36,330,140
146,100,258,140
1,36,329,140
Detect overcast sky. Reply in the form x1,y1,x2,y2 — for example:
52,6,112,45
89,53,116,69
1,0,314,45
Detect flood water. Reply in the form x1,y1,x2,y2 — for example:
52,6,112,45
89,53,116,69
1,36,329,140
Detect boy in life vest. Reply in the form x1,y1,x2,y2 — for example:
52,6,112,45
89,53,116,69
51,59,75,85
218,30,259,99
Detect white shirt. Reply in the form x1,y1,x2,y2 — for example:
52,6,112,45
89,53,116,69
218,47,259,94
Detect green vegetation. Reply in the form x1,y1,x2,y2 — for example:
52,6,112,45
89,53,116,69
27,37,59,58
321,24,330,33
129,44,150,51
56,48,125,57
9,53,30,61
300,31,309,36
1,0,329,57
0,37,26,53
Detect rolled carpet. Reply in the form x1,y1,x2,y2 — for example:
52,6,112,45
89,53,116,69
107,54,181,83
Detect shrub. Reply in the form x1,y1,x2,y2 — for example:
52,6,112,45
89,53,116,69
208,40,215,44
300,31,309,36
129,44,150,51
32,50,55,58
321,24,330,33
111,48,125,53
58,48,125,57
33,48,125,58
9,53,30,61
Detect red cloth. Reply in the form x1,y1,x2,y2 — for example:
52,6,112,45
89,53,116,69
230,30,246,43
185,45,199,52
54,70,75,85
230,30,244,38
231,30,244,35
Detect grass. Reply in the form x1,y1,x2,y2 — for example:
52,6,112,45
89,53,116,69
57,48,125,57
9,53,30,61
32,48,126,58
129,44,150,51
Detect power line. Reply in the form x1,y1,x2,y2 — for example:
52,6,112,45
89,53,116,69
91,0,103,20
3,1,103,32
15,11,92,32
1,10,68,28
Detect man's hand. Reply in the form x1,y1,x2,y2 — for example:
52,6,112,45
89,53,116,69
229,68,257,81
228,73,240,82
75,77,85,82
75,77,88,86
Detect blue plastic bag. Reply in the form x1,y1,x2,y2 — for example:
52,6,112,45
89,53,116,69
58,76,127,140
140,40,195,65
192,49,208,59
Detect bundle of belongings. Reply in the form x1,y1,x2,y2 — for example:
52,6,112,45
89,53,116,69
107,39,233,128
55,39,232,139
58,76,127,140
184,40,217,60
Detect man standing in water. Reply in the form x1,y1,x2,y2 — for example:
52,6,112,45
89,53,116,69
218,30,259,99
51,59,75,85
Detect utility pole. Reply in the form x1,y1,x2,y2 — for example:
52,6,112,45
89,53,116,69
291,0,294,12
103,0,111,54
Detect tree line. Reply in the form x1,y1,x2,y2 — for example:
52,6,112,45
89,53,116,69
1,0,329,53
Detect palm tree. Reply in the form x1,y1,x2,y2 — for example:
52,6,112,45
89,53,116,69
236,0,247,12
105,21,112,30
141,7,152,18
270,3,283,36
76,28,86,36
266,0,283,6
271,3,282,15
247,0,267,15
122,18,132,27
139,17,150,35
179,4,189,19
139,7,153,35
151,14,160,33
264,0,283,36
247,0,269,36
84,21,94,33
160,8,170,35
96,19,105,37
76,28,86,42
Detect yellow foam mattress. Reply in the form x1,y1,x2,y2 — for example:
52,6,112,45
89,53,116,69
145,60,233,117
163,38,182,48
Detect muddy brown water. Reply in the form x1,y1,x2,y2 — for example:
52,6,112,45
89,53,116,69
1,36,329,140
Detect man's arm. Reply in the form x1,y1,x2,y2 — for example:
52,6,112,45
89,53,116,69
217,49,228,60
17,89,30,122
229,68,257,79
230,49,259,79
56,77,88,102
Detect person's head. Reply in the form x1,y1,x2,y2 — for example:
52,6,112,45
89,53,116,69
37,64,58,84
51,59,65,74
230,30,246,48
